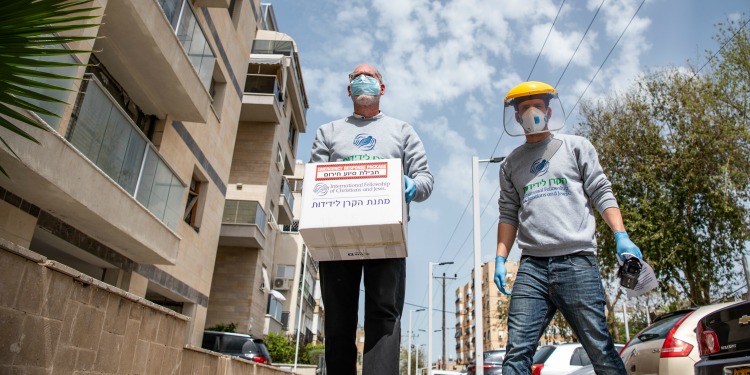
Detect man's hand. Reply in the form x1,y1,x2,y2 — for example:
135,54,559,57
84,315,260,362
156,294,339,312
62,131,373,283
614,231,642,261
494,255,511,295
404,176,416,203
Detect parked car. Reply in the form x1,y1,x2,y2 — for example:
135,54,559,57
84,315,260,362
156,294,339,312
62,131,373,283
467,349,506,375
530,343,625,375
201,330,272,364
694,300,750,375
620,301,739,374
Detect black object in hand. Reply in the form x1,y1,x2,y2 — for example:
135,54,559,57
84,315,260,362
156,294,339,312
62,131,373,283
618,257,642,290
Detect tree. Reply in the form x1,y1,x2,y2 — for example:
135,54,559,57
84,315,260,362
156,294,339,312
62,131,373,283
0,0,99,176
400,346,425,375
577,16,750,306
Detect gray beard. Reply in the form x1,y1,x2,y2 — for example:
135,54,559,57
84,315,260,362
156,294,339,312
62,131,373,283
352,94,379,107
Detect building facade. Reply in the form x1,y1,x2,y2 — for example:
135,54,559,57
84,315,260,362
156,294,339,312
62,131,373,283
0,0,316,348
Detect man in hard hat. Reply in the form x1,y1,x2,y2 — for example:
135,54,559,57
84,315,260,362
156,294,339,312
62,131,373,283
493,81,641,374
309,63,434,375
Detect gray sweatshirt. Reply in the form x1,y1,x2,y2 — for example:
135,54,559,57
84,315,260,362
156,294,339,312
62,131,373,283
309,112,434,202
498,133,617,256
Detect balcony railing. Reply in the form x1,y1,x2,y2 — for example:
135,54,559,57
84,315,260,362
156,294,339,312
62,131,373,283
67,75,185,230
244,74,282,107
251,39,308,117
222,200,267,234
281,177,294,211
157,0,216,89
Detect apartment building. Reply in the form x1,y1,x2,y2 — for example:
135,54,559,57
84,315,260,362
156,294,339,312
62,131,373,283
270,161,324,343
0,0,313,347
454,260,518,365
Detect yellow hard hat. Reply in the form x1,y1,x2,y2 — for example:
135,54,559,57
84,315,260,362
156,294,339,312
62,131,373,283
504,81,557,107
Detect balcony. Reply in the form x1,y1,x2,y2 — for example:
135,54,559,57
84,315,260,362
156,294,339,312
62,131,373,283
277,178,294,225
94,0,214,122
240,73,283,123
219,200,267,248
251,30,308,131
0,80,183,264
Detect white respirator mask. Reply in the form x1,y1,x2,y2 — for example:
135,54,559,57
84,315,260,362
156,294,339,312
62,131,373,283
520,107,549,133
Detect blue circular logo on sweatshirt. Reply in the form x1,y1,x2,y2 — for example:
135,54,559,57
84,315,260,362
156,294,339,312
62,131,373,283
353,133,376,151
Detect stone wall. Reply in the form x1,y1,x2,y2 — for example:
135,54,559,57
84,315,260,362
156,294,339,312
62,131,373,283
0,239,293,375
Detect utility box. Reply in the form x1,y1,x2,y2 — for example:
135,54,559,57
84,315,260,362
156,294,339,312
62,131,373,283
298,159,407,261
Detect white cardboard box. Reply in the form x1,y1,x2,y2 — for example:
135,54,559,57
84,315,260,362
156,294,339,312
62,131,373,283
298,159,407,261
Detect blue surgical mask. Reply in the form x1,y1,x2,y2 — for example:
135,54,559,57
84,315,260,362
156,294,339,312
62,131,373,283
350,75,381,96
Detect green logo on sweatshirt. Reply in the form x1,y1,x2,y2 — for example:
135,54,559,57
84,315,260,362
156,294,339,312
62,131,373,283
343,154,385,162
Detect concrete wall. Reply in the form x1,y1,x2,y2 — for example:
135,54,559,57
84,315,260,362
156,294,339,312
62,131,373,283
0,239,294,375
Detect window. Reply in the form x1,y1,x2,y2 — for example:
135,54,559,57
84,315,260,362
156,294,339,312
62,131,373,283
277,147,284,172
67,75,185,230
267,294,283,322
209,64,227,117
184,174,202,231
156,0,216,89
282,220,299,233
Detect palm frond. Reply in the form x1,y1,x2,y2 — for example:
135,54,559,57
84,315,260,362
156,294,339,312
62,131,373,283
0,0,100,151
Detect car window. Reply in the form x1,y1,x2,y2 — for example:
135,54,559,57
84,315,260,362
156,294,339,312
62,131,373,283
627,311,691,346
532,346,556,364
570,347,590,366
222,336,257,354
201,334,220,351
485,351,505,362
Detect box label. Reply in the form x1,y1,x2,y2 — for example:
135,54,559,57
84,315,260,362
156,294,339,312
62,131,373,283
314,161,388,181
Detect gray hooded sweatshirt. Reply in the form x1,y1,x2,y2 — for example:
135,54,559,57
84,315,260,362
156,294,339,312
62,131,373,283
498,133,618,257
309,112,433,203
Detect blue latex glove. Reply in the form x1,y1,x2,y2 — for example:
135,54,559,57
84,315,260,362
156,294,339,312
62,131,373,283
493,255,511,295
614,231,642,261
404,176,416,203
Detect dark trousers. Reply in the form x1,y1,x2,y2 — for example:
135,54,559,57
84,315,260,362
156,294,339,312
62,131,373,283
319,258,406,375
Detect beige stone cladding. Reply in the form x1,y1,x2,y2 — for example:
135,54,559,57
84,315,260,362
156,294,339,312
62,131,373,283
0,240,291,375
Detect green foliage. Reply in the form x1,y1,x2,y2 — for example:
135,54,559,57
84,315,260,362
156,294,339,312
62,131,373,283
205,322,237,332
0,0,100,176
304,342,325,365
577,15,750,306
264,332,297,363
400,346,425,375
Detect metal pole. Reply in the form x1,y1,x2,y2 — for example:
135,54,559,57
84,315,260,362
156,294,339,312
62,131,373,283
428,262,433,375
743,256,750,301
409,309,413,375
472,156,484,375
442,273,447,370
293,247,308,371
416,345,420,375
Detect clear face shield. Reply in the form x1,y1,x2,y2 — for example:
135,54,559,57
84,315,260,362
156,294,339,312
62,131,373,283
502,94,567,137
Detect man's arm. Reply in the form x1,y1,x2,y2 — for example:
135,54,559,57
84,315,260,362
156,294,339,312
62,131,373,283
601,207,625,233
496,222,517,258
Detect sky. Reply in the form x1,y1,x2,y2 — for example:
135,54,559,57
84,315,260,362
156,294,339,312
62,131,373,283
266,0,748,364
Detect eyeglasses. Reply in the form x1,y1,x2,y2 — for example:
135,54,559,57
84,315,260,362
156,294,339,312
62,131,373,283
348,71,380,82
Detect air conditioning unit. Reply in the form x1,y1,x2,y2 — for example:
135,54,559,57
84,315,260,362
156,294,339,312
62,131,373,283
273,278,291,290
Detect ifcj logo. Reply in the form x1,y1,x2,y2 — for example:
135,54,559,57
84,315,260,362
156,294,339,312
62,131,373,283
353,133,376,151
530,159,550,176
313,183,329,196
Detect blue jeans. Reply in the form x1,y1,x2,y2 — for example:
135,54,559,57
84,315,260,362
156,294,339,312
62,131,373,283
502,254,626,375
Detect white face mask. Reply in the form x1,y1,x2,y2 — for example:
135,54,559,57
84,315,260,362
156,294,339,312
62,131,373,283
520,107,548,133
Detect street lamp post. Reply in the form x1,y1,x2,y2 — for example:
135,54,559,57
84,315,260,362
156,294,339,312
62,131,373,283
472,155,505,375
408,308,425,375
428,261,453,375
